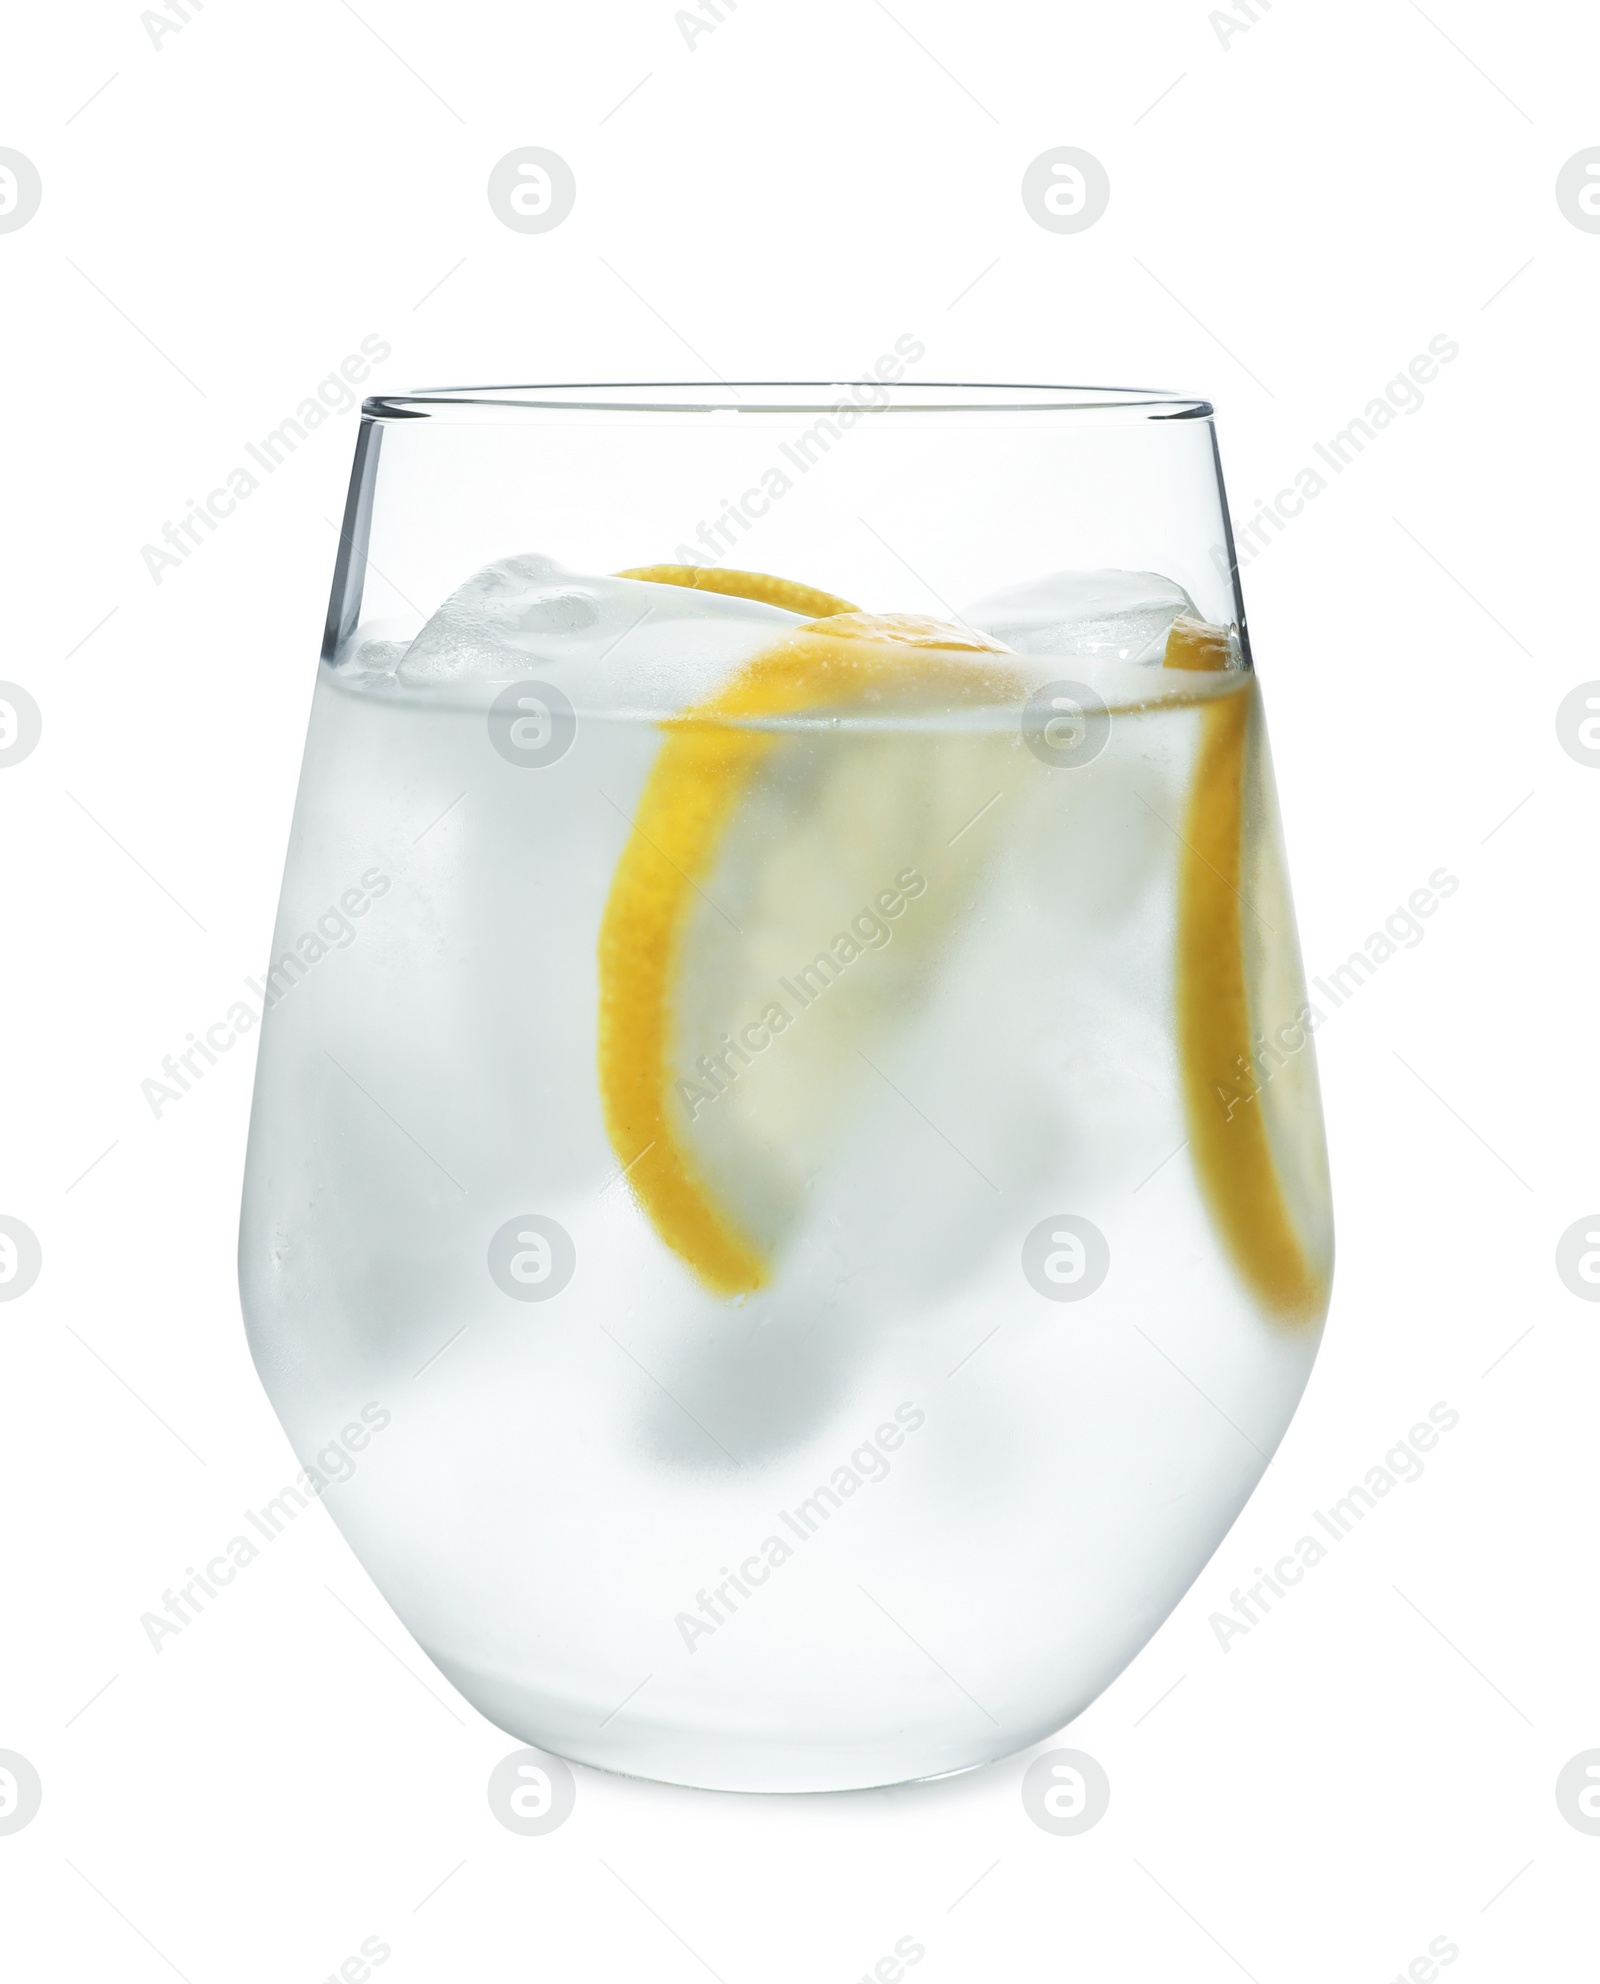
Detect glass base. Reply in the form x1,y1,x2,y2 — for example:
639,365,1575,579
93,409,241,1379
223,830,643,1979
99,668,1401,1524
427,1639,1064,1794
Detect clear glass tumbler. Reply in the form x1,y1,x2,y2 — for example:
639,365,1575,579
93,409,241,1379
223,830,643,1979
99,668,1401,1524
239,383,1333,1792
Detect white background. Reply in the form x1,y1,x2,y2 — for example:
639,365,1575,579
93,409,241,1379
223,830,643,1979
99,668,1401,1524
2,0,1596,1978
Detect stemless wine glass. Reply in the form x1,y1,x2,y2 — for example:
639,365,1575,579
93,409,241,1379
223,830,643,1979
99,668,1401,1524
239,383,1333,1793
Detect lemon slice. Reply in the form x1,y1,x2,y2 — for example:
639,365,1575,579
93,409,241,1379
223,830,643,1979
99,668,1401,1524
616,564,858,620
598,600,1019,1296
1166,618,1331,1321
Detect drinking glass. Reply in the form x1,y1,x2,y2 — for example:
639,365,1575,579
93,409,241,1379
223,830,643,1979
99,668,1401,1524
239,383,1333,1792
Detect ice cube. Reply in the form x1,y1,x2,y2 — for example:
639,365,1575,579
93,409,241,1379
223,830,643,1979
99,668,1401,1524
331,636,408,688
392,553,802,708
960,569,1198,667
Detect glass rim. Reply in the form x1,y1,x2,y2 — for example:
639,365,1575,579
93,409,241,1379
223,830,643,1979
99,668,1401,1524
362,382,1214,422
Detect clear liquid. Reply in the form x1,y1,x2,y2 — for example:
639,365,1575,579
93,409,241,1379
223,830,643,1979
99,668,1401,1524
240,659,1330,1791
